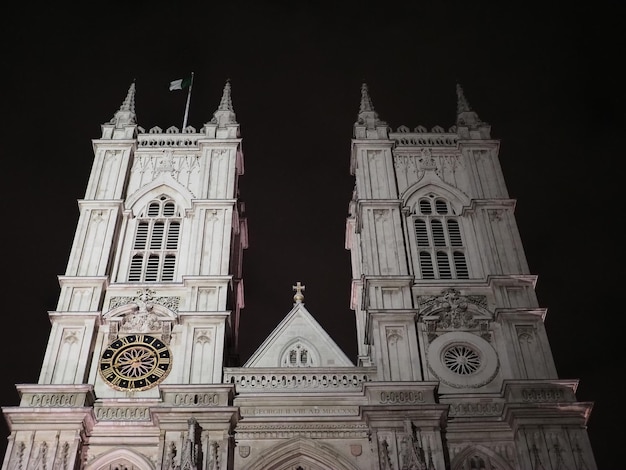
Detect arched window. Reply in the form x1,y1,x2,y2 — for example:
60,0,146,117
419,251,435,279
128,196,181,282
413,195,469,279
282,343,314,367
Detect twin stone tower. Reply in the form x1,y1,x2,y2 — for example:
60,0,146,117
1,81,596,470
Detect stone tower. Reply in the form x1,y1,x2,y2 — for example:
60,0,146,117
345,83,597,469
1,81,247,469
1,82,597,470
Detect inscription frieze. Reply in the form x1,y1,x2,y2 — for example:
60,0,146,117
235,423,369,440
240,406,359,417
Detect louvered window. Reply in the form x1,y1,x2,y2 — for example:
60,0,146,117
413,195,469,279
419,251,435,279
437,251,452,279
448,220,463,246
128,196,182,282
454,251,469,278
414,219,430,247
432,220,446,246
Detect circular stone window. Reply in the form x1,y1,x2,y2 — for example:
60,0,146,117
442,344,481,375
427,332,499,388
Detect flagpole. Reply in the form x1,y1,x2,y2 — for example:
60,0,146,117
182,72,194,130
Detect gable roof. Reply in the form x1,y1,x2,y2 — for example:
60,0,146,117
243,302,354,368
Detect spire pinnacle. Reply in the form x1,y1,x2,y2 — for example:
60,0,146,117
210,79,237,127
218,79,233,111
455,83,490,138
110,81,136,126
456,83,471,114
355,82,386,136
359,82,375,113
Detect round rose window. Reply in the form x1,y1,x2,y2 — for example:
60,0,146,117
442,344,481,375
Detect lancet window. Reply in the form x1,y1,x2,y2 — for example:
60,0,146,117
128,196,181,282
282,343,314,367
413,195,469,279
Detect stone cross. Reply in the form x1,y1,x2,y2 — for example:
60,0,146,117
292,282,305,303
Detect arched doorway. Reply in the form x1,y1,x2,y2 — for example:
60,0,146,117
85,448,154,470
243,438,360,470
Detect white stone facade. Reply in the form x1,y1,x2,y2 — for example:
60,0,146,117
0,82,596,470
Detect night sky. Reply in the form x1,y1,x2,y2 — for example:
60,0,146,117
0,2,621,468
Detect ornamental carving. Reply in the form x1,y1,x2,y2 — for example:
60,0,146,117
110,288,180,312
29,393,77,407
418,148,438,172
521,388,564,402
386,328,403,345
95,406,150,421
132,153,201,183
229,372,372,390
378,437,393,470
399,420,437,470
488,209,504,222
171,393,220,406
239,445,250,458
379,390,424,404
179,418,204,470
419,289,491,341
108,289,178,343
448,401,502,417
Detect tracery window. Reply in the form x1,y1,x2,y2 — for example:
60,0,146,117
282,343,314,367
128,196,181,282
413,195,469,279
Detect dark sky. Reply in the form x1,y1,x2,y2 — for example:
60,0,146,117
0,2,621,468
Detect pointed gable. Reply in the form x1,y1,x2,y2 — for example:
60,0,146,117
244,303,354,368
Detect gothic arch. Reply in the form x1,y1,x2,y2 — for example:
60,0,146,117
278,337,320,367
126,179,194,215
450,444,515,470
243,437,359,470
403,181,470,216
85,448,154,470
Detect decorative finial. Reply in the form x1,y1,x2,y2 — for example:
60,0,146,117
359,82,375,113
455,83,489,137
209,79,237,127
109,82,137,127
456,83,471,114
355,82,386,133
120,82,136,114
218,79,233,111
292,282,305,304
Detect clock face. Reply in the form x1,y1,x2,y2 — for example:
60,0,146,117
99,334,172,391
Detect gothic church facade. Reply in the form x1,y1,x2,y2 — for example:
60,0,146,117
1,81,596,469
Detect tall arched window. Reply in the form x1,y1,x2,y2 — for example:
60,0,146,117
128,196,181,282
413,195,469,279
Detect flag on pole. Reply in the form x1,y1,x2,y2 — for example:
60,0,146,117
169,77,192,91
